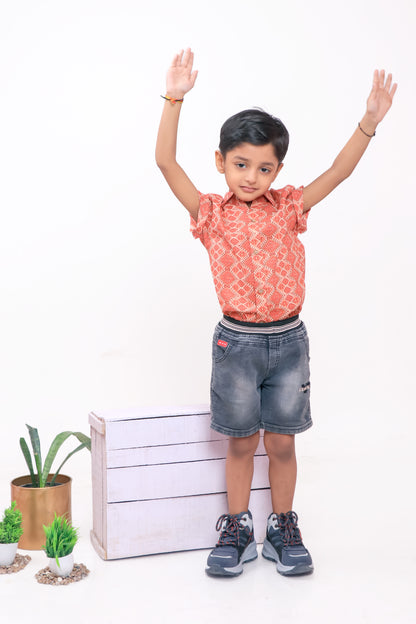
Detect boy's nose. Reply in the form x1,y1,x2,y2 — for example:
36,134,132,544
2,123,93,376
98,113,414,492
244,169,257,184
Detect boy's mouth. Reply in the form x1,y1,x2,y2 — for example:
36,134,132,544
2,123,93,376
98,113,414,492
240,186,257,193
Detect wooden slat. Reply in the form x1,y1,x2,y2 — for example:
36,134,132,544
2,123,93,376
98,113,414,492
90,427,107,552
107,455,269,503
101,489,271,560
88,412,105,435
107,437,266,468
90,404,210,423
105,413,222,451
90,529,107,560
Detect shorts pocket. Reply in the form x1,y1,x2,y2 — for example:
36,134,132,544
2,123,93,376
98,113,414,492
212,329,233,363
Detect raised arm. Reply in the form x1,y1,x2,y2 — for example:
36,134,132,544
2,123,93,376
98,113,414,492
155,48,200,221
303,70,397,213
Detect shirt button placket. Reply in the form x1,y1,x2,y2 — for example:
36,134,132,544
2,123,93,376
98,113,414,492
248,210,265,309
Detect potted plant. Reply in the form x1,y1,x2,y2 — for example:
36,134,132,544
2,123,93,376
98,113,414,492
0,501,24,566
11,424,90,549
43,514,78,577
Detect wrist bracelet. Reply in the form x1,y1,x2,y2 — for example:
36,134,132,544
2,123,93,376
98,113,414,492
161,95,184,104
358,122,376,138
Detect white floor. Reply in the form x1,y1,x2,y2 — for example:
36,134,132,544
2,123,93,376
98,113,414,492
1,442,415,624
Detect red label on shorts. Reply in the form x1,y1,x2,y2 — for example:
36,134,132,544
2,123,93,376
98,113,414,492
217,340,228,348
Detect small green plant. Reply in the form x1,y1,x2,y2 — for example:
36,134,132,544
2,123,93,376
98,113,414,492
0,501,24,544
19,424,91,487
43,514,78,565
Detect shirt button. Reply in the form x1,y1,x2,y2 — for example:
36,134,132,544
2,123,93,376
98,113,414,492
257,288,264,294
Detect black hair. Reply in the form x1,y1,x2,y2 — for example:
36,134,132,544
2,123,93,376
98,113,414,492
219,108,289,163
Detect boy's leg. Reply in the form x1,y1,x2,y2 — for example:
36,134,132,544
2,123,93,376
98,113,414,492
263,432,297,513
263,430,313,575
226,431,260,514
205,432,259,577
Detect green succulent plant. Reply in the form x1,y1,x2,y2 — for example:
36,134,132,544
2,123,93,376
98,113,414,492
43,514,78,565
19,424,91,488
0,501,24,544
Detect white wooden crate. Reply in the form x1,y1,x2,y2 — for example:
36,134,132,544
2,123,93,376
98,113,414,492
89,405,271,560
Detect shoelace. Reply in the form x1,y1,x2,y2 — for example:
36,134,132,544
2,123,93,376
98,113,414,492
215,514,241,547
278,511,303,546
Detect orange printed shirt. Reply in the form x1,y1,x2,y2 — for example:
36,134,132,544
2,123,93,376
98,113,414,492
190,185,309,323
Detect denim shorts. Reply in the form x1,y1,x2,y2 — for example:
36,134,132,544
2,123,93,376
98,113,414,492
210,317,312,437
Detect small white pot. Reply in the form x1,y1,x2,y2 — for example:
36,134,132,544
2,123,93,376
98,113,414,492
48,552,74,577
0,542,18,567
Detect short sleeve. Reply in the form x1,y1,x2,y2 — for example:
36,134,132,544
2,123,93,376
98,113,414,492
271,185,309,234
190,192,214,241
290,185,309,233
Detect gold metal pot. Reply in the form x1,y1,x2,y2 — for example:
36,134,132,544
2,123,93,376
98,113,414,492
11,474,72,550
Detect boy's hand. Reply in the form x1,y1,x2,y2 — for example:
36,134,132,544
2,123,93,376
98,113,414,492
303,68,397,212
366,69,397,125
166,48,198,100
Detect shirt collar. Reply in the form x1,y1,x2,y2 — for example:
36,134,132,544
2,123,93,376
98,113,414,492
220,189,277,208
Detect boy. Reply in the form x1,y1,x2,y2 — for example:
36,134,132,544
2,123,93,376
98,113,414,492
155,49,396,577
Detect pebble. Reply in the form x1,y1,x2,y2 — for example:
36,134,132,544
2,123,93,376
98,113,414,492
0,554,31,574
35,563,90,585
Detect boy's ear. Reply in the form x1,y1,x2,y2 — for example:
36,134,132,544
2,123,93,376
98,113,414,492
215,150,225,174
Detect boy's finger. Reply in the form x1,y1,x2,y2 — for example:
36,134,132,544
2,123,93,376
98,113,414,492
171,50,183,67
384,72,392,91
379,69,385,86
182,47,192,66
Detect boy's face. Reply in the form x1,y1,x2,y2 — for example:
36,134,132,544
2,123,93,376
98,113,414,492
215,142,283,203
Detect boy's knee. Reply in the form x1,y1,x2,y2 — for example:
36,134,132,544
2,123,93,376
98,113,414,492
264,432,295,461
228,432,260,458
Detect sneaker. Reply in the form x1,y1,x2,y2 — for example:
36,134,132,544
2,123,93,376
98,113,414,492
262,511,314,576
205,510,258,577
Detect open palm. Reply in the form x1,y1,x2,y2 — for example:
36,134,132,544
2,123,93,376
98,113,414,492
166,48,198,99
367,70,397,124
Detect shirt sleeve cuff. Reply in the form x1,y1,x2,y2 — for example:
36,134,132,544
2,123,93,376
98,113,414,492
190,192,212,240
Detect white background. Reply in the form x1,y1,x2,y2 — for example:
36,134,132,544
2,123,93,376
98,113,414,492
0,1,415,622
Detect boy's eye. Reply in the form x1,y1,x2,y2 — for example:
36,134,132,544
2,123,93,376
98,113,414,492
236,163,246,168
260,167,271,174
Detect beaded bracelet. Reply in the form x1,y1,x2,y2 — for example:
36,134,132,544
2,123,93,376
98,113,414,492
358,122,376,138
161,95,184,104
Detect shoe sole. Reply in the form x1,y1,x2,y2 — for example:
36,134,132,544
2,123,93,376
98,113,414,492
262,540,314,576
205,540,258,577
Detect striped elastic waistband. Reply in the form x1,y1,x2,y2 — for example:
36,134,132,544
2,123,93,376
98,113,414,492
220,315,301,335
